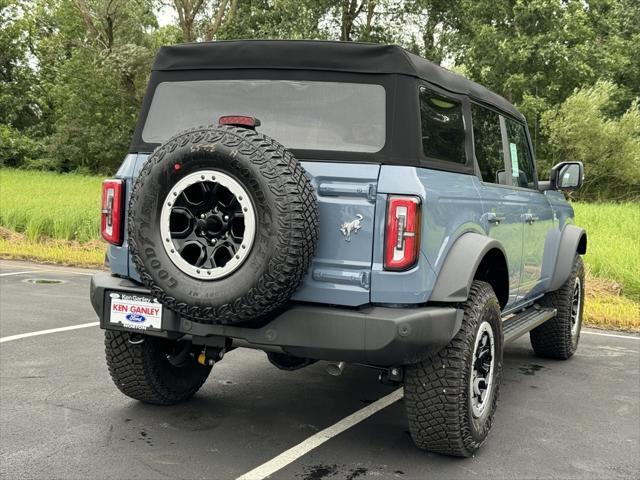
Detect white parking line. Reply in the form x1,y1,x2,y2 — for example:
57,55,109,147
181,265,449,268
233,329,638,480
235,388,403,480
0,269,96,277
0,261,98,277
583,331,639,340
0,270,46,277
0,322,100,343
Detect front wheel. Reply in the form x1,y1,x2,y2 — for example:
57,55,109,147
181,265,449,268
105,331,212,405
530,255,585,359
404,280,503,457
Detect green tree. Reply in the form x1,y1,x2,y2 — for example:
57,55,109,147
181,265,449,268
25,0,157,172
1,1,38,129
3,0,640,200
402,0,460,64
0,1,45,166
451,0,640,160
215,0,331,40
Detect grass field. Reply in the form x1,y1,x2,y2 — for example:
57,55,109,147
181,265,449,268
0,168,638,330
573,202,640,301
0,169,101,242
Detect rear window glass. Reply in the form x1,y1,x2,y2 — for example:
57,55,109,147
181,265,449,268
419,87,466,164
142,80,386,153
471,103,506,185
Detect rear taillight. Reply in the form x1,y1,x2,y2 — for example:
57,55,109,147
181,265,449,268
384,195,421,271
101,179,124,245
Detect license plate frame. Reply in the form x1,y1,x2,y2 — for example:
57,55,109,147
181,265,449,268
108,292,163,331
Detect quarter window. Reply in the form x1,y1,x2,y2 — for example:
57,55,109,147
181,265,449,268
471,104,506,184
419,87,466,164
505,119,536,188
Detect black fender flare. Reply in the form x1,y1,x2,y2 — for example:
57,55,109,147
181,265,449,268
547,224,587,292
430,232,509,307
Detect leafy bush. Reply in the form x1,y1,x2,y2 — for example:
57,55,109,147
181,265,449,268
0,124,43,168
542,82,640,201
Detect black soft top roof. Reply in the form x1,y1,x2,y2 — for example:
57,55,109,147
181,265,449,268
153,40,523,121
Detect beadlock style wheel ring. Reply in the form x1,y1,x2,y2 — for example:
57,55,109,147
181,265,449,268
470,321,495,418
571,277,583,337
160,170,256,280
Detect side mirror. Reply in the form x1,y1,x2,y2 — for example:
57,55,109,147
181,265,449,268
550,161,584,191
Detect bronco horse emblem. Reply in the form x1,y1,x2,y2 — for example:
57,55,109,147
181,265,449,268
340,214,364,242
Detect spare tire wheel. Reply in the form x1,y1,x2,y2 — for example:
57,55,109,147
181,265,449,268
128,125,318,325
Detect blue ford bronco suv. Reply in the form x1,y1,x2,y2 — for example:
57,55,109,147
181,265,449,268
90,40,587,457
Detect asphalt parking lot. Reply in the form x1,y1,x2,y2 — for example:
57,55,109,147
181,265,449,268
1,260,639,480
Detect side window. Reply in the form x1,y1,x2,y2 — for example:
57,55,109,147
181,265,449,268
505,119,536,188
471,103,506,184
419,87,466,164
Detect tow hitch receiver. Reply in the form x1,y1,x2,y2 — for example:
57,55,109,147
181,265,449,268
197,347,225,367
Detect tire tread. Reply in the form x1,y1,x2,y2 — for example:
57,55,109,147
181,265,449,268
530,256,584,359
105,330,211,405
404,281,502,457
128,125,319,325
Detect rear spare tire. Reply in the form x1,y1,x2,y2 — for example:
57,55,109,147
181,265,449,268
128,125,318,325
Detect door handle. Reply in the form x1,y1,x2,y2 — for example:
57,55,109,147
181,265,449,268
487,212,506,225
523,213,539,224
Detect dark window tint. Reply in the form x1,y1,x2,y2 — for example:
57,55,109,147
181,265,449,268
143,80,385,152
420,87,466,164
505,119,536,188
471,104,506,184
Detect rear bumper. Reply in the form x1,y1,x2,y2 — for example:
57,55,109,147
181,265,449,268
90,272,463,366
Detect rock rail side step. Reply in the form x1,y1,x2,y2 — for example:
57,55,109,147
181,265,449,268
503,306,557,344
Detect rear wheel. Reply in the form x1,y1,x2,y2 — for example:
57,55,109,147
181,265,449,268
105,330,211,405
404,281,503,457
530,255,585,359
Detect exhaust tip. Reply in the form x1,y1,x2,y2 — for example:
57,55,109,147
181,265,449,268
326,361,346,376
